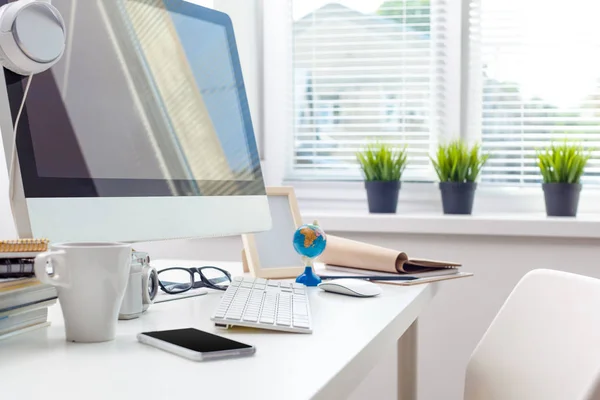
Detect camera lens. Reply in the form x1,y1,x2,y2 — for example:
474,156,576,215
147,269,158,299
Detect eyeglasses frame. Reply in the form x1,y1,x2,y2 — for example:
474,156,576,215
157,266,232,294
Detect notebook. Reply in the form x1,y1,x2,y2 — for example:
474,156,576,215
0,307,48,333
325,264,460,278
0,258,35,278
0,321,51,341
316,265,473,286
0,298,57,319
320,236,461,275
0,239,49,254
0,285,57,313
0,277,41,292
0,239,49,280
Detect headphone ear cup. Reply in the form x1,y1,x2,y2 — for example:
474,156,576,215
0,0,65,76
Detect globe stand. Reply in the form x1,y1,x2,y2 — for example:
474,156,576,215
296,258,321,287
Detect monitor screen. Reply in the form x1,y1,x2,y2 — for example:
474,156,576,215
6,0,265,197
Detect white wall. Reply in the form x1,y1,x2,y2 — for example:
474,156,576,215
137,231,600,400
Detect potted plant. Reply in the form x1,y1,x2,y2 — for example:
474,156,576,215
537,142,591,217
431,140,489,215
356,143,408,213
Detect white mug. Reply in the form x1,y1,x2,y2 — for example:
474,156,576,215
34,242,132,343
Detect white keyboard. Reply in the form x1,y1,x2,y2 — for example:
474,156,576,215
211,276,312,333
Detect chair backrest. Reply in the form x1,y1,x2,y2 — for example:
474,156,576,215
465,269,600,400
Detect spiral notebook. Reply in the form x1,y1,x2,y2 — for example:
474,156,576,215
320,236,461,275
0,239,49,282
0,259,35,277
0,239,49,257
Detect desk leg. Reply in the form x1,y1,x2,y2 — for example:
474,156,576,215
397,320,418,400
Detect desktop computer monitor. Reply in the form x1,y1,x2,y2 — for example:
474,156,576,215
0,0,271,242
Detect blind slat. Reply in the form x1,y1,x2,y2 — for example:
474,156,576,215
470,0,600,185
291,0,443,181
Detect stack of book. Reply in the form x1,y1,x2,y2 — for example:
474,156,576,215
0,239,57,340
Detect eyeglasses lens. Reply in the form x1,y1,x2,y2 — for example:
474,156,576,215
158,269,193,293
202,267,231,290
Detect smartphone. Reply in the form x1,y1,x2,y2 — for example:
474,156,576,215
137,328,255,361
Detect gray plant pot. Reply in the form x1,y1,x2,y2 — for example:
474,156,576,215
364,181,400,213
542,183,582,217
439,182,477,215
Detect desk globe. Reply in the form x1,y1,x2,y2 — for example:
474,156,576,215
293,220,327,286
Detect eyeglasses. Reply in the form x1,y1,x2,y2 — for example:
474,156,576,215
157,266,232,294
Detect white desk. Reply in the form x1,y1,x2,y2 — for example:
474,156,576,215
0,261,436,400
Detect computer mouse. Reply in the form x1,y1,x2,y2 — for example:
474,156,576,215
318,279,382,298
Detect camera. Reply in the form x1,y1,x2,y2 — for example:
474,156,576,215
119,252,158,320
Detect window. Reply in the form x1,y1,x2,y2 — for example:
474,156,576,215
279,0,600,186
469,0,600,185
290,0,445,180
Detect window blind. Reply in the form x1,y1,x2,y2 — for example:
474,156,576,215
290,0,445,180
470,0,600,185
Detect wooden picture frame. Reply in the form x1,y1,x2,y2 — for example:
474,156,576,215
241,187,304,278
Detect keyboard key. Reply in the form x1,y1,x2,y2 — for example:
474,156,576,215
255,278,267,284
280,282,292,289
291,283,305,289
293,307,308,316
243,277,255,283
293,296,306,303
293,320,310,328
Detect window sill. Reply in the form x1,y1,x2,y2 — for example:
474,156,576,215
300,210,600,239
286,181,600,238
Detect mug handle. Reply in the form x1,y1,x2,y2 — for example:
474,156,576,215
34,250,70,288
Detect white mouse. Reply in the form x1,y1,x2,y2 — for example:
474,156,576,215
318,279,382,297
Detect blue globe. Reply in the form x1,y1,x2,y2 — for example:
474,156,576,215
293,224,327,259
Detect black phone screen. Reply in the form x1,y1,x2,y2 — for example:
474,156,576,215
142,328,252,353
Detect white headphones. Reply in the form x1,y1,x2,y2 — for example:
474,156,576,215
0,0,65,76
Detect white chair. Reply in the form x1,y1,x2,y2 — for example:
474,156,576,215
464,269,600,400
